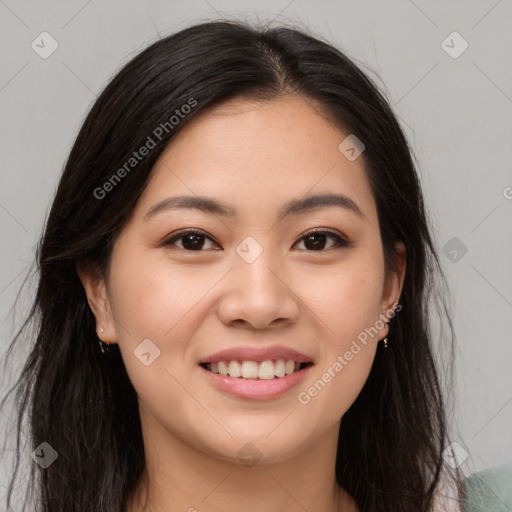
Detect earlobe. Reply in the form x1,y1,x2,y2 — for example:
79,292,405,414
377,243,406,342
76,261,117,342
382,241,407,314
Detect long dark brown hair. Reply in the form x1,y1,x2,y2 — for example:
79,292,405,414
1,19,465,511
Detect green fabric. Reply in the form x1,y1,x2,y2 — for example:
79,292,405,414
462,462,512,512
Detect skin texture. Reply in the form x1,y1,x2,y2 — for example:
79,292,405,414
78,94,406,512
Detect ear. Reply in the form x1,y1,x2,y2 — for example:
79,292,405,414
378,241,406,338
76,261,118,344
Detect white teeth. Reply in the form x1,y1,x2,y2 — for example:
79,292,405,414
206,358,307,379
258,360,275,380
285,360,295,375
218,361,229,376
228,360,241,378
274,359,286,378
241,361,259,378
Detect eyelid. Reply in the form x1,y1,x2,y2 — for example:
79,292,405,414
300,227,350,242
162,228,220,249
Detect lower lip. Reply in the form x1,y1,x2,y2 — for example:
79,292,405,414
199,364,313,400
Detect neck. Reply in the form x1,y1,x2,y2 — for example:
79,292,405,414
125,413,357,512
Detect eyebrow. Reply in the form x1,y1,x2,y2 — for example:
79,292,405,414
143,193,365,222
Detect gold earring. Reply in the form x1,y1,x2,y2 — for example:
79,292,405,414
98,338,112,353
98,328,112,354
382,337,388,349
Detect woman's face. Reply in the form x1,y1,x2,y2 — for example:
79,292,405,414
81,94,405,464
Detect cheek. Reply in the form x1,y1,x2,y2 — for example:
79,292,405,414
293,252,384,420
298,255,385,345
107,255,202,419
297,303,378,428
107,250,220,388
108,251,202,341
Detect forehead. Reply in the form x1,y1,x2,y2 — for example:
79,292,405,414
131,95,378,226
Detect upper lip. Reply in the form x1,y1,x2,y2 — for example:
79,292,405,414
198,345,314,364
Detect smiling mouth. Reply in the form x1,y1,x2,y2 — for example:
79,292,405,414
199,360,314,380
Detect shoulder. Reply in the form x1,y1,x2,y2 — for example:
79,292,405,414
461,462,512,512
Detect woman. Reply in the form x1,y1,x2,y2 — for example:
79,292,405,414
2,20,466,511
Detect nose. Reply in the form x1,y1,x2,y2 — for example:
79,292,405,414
216,250,300,331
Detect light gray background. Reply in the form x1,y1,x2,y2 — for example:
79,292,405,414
1,0,511,504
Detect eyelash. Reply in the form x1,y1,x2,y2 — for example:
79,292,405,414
162,228,352,252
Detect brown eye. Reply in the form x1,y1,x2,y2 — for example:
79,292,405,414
294,229,351,251
163,230,219,251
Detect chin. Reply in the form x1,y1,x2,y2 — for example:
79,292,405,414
199,427,311,466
